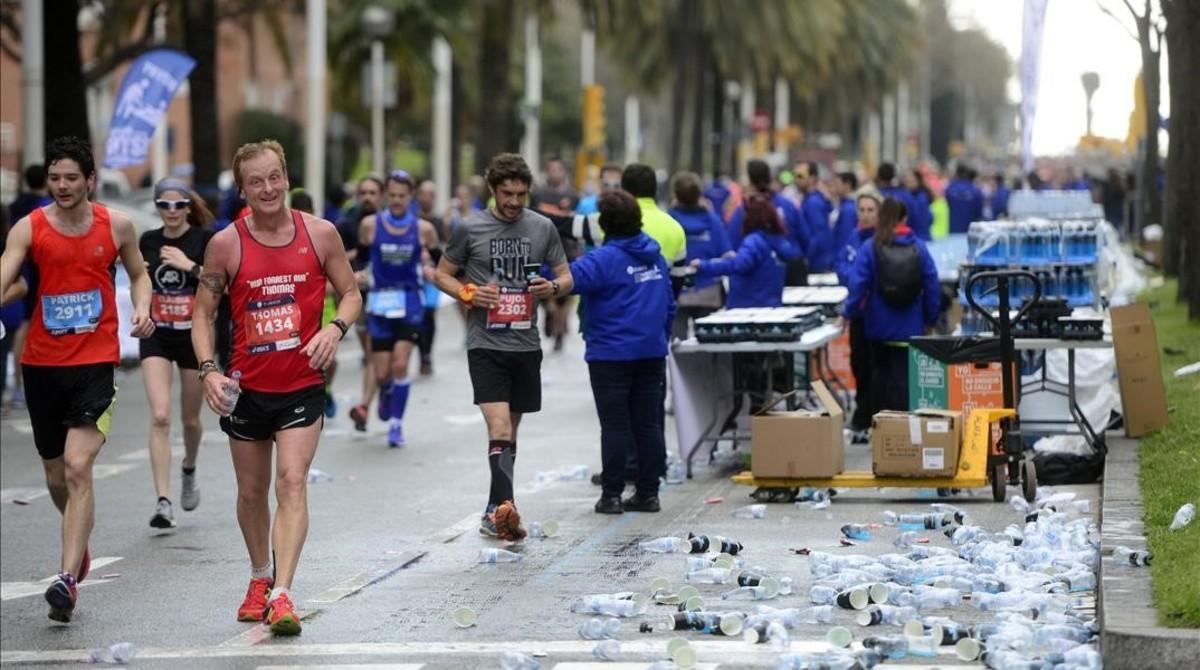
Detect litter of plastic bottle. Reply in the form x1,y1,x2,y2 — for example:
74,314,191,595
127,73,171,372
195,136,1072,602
840,524,872,541
477,548,523,564
639,536,687,553
856,604,916,627
1111,545,1152,567
883,511,950,530
777,576,794,595
661,611,744,636
721,585,773,601
793,488,832,510
591,639,621,661
776,649,881,670
87,643,136,664
571,595,645,617
664,462,685,485
862,633,939,659
499,651,540,670
529,520,559,539
683,566,735,585
306,468,334,483
743,619,791,650
687,532,743,555
559,465,590,480
1170,502,1196,531
578,619,624,638
732,503,767,519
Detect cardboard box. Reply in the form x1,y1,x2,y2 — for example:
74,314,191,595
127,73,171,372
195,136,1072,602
1111,303,1169,437
909,347,1010,414
751,381,844,478
871,410,963,477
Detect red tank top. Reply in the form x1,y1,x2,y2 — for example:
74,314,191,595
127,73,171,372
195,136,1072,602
228,210,325,393
22,204,120,367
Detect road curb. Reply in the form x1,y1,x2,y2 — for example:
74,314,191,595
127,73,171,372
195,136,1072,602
1099,436,1200,668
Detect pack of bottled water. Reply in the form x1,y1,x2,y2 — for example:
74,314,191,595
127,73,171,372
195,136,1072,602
968,220,1099,267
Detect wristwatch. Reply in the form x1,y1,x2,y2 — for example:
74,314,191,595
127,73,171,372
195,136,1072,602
189,263,203,279
331,318,349,339
198,360,219,382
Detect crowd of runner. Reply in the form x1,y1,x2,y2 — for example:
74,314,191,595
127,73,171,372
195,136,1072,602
0,135,1127,634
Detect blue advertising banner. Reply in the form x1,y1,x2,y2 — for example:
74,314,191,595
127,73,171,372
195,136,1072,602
103,48,196,169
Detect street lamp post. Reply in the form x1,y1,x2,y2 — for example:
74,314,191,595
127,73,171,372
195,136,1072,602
1081,72,1100,137
361,6,394,177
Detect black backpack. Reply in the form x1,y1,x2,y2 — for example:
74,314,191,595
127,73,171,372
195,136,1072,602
875,242,921,307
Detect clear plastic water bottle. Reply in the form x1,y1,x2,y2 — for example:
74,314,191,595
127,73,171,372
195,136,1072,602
221,370,242,417
591,639,620,661
477,548,523,563
1169,503,1195,531
1112,546,1152,566
577,617,621,640
856,604,916,627
571,595,642,617
883,511,949,530
88,642,136,664
721,585,773,601
499,651,540,670
639,536,686,553
841,524,872,541
683,567,735,585
732,504,767,519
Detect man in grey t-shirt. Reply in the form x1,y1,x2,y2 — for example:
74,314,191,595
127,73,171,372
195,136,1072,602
434,153,572,541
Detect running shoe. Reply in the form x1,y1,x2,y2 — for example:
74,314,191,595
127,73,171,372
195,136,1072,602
349,404,369,433
377,386,393,422
150,498,176,529
323,391,337,418
77,547,90,583
479,505,499,538
265,592,301,635
44,574,77,623
181,469,200,511
419,358,433,376
237,577,274,622
387,422,404,448
492,500,527,541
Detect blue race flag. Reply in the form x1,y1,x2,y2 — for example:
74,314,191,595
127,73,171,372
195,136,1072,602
103,48,196,169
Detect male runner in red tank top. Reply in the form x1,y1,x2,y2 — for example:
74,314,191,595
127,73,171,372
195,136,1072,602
0,137,155,623
190,140,361,636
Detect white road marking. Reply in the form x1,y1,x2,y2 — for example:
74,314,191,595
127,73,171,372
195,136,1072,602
308,550,427,604
0,639,960,665
3,418,33,434
552,665,718,670
0,557,124,601
256,666,424,670
441,413,483,426
0,487,46,505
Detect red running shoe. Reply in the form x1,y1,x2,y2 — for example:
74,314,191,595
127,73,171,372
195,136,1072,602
236,577,273,622
493,500,527,541
265,592,301,635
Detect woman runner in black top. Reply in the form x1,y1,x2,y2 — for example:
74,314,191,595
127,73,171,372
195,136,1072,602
138,178,214,530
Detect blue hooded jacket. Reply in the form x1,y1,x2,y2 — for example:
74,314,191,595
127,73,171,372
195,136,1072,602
801,190,835,272
945,178,984,233
841,226,941,342
570,233,675,362
907,189,933,241
835,226,875,287
704,180,732,220
668,204,732,292
989,185,1010,220
829,198,858,272
727,192,808,259
697,230,800,308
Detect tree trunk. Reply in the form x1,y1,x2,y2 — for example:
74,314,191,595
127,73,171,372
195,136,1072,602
1163,0,1200,318
185,0,220,194
667,4,691,174
450,59,464,187
689,35,708,173
1135,10,1163,267
475,0,513,173
43,0,89,144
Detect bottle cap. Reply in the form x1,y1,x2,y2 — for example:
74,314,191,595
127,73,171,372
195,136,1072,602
451,607,477,628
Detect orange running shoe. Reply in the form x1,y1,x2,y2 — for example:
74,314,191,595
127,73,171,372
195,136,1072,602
493,500,527,541
265,592,301,635
236,577,273,622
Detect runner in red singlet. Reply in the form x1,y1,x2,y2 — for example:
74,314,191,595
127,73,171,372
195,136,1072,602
190,140,361,636
0,137,155,623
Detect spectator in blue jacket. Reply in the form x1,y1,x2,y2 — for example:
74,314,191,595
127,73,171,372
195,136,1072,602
669,172,732,337
875,162,918,234
694,193,801,308
833,188,881,441
839,198,940,413
800,170,836,273
946,164,984,233
904,169,934,241
570,190,675,515
830,172,860,272
728,160,808,264
987,174,1011,220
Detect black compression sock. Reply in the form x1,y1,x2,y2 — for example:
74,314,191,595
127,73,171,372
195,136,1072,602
487,440,514,506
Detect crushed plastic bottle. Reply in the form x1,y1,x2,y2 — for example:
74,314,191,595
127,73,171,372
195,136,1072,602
776,649,882,670
591,639,620,661
751,604,834,627
306,468,334,483
1111,546,1152,567
477,548,523,564
883,511,950,530
893,531,921,548
721,585,773,601
861,633,939,659
856,604,916,627
639,536,688,553
499,651,540,670
683,566,735,585
930,503,970,525
777,576,794,595
743,619,791,649
841,524,872,541
571,595,645,617
732,503,767,519
577,617,621,640
664,462,685,485
793,488,831,510
88,642,136,664
1169,502,1196,531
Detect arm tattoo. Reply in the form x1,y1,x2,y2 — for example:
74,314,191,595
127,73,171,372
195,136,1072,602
200,271,227,294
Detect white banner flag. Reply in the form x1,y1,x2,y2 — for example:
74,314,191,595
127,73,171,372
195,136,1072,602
1020,0,1049,174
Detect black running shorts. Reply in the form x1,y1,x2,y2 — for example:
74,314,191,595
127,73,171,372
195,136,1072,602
22,363,117,460
467,348,542,413
139,330,200,369
219,384,325,442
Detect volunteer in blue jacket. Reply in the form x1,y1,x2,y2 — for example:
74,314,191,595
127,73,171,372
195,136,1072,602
946,164,984,234
668,172,731,337
830,172,859,270
570,190,675,515
833,188,881,442
800,168,836,273
728,161,807,265
694,193,801,308
838,198,940,413
904,169,934,241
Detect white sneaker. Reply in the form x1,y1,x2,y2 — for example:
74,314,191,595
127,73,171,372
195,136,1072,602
180,469,200,511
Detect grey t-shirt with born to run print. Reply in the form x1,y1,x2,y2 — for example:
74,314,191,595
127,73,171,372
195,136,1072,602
444,207,567,352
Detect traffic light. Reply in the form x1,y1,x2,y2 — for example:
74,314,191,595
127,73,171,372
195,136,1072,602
583,84,606,149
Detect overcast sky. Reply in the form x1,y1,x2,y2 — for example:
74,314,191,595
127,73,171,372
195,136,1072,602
948,0,1169,156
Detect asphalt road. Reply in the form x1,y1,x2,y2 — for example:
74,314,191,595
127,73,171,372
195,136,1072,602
0,305,1101,669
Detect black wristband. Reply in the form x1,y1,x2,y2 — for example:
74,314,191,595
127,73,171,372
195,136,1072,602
331,318,349,339
198,360,218,381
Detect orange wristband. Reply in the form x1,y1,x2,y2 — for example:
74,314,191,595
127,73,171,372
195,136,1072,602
458,282,478,305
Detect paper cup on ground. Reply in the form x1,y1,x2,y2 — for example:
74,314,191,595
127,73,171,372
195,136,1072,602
868,582,890,604
826,626,853,648
451,607,477,628
718,613,744,636
650,577,672,595
713,553,734,569
672,644,698,668
956,637,982,661
666,637,690,656
677,585,701,602
539,520,559,537
857,606,883,627
759,577,780,598
836,587,870,610
678,595,704,612
903,620,926,638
